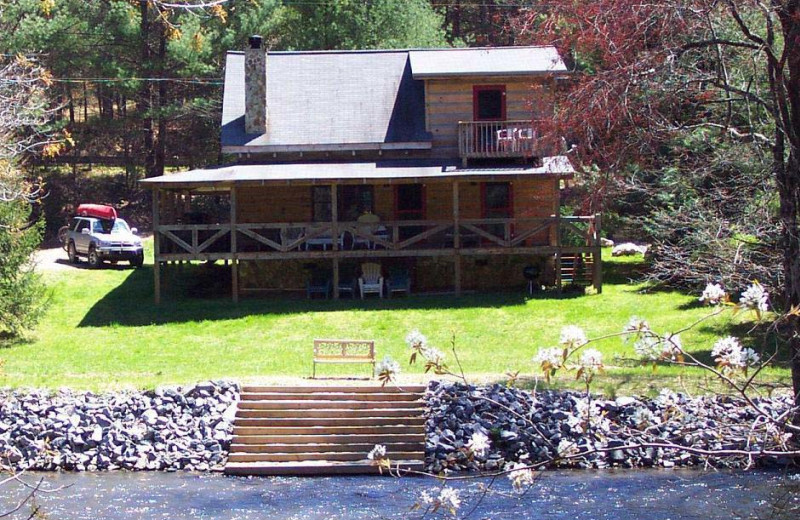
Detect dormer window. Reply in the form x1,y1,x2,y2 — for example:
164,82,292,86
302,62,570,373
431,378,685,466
473,85,506,121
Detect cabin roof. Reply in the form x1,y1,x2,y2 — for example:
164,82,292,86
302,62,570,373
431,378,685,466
408,47,567,79
221,50,430,149
141,156,574,187
221,46,567,150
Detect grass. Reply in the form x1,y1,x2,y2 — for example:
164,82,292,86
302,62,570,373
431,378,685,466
0,245,791,394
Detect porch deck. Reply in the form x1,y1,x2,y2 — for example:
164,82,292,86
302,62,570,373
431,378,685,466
153,215,602,301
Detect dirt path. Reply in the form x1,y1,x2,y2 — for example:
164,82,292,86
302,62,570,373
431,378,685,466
33,245,73,273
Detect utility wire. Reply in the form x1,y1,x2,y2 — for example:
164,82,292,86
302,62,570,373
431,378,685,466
50,77,222,85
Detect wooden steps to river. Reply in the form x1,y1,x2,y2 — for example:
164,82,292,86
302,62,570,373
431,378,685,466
224,385,427,476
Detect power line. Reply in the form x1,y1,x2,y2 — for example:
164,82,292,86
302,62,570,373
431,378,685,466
50,77,222,85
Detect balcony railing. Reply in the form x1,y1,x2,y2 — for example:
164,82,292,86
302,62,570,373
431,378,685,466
458,120,537,161
155,216,600,260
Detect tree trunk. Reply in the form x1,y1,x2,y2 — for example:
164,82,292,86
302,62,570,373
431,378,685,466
139,0,157,178
155,28,167,178
780,149,800,410
776,0,800,409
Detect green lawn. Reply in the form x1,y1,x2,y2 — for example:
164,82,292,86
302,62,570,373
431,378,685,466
0,245,790,394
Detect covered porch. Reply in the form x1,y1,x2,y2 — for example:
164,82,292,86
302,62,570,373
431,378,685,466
142,159,601,303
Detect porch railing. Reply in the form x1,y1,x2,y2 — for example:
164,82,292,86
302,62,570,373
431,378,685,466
156,215,600,259
458,120,537,161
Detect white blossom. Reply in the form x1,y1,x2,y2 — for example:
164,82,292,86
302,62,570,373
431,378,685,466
788,473,800,482
579,348,603,371
466,432,491,458
711,336,760,370
634,333,682,362
633,334,662,360
533,347,564,369
572,398,610,434
557,439,579,458
367,444,387,460
739,282,769,314
622,316,651,340
699,283,727,305
421,346,445,365
506,462,536,492
405,329,428,349
418,490,435,505
376,356,400,382
559,325,588,350
438,487,461,511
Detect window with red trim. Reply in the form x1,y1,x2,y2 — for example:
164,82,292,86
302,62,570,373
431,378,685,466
473,85,507,121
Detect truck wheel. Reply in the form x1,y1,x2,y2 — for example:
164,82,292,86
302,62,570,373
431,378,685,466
88,246,102,268
130,252,144,268
67,242,78,264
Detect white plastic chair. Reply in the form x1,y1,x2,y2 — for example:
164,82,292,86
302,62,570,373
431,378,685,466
358,262,384,299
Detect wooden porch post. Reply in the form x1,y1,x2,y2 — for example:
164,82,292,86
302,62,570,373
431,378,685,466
593,212,603,294
230,185,239,303
152,187,161,305
331,184,340,299
453,181,462,296
555,194,562,294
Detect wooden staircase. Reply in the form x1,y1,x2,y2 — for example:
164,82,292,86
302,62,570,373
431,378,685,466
224,385,427,476
560,253,595,287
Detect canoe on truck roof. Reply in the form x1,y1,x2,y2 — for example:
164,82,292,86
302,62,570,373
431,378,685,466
76,204,117,220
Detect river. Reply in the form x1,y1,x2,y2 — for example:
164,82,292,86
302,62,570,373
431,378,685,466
1,469,797,519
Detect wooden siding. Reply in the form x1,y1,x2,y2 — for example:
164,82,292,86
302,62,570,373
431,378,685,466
513,177,559,246
238,185,310,223
231,179,558,228
425,77,554,159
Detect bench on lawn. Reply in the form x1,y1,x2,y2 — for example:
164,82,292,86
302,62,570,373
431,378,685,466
312,339,375,379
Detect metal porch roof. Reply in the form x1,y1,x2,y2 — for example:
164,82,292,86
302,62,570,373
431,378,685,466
140,157,574,187
408,47,568,79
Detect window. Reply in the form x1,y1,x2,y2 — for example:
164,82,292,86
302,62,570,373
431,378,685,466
482,182,513,240
312,186,332,222
338,186,374,221
395,184,425,220
473,85,506,121
72,218,86,232
395,184,425,241
482,182,513,218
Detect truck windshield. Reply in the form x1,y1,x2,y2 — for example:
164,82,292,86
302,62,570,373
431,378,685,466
111,220,131,234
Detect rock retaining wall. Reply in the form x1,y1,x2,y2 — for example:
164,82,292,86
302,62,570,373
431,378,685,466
2,380,794,473
0,381,238,472
425,382,796,473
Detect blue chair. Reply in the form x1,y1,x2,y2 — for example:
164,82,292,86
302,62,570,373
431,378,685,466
307,271,331,299
386,267,411,298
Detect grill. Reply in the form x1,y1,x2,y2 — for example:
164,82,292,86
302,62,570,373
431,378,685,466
523,265,540,295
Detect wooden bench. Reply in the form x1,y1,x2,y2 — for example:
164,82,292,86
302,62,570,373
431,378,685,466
313,339,375,379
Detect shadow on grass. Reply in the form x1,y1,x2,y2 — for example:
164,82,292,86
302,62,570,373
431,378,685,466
77,263,581,327
77,259,649,328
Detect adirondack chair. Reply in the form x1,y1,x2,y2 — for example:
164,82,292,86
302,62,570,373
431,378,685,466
337,264,358,298
358,262,384,299
386,267,411,298
306,270,331,299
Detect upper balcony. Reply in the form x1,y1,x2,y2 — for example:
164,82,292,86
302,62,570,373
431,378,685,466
458,120,537,165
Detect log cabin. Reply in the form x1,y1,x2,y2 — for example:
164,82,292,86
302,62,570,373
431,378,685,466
141,37,601,302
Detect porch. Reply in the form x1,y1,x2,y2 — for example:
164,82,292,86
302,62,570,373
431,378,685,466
142,159,600,302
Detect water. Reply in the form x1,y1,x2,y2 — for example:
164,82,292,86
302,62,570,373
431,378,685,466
1,469,796,520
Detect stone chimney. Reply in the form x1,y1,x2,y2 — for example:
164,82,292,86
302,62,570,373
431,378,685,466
245,35,267,135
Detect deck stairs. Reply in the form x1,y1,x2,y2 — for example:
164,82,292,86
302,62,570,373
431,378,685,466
224,385,428,476
560,253,595,287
